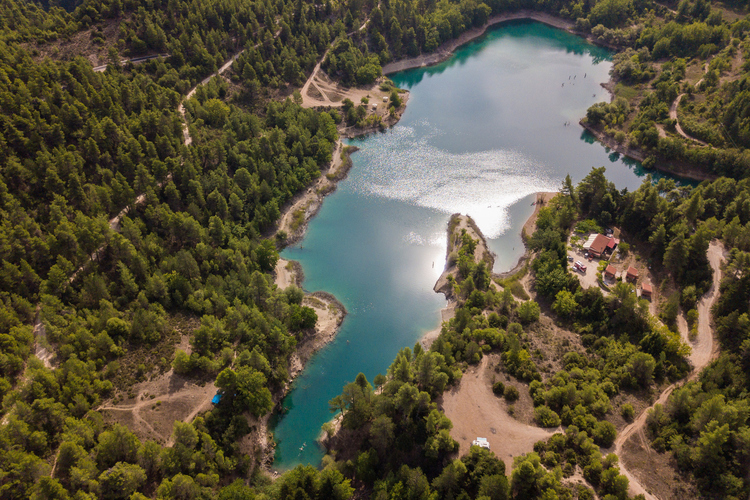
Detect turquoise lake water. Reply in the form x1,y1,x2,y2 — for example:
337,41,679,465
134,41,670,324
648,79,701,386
270,20,688,470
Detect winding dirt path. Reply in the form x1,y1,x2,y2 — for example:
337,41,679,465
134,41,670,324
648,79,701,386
614,240,725,499
669,61,709,147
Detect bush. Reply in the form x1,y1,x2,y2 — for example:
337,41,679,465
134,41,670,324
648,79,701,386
504,386,520,402
575,219,603,234
592,421,617,447
534,405,562,427
620,403,634,421
517,301,540,324
492,381,505,395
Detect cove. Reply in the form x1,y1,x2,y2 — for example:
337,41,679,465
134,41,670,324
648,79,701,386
270,20,689,471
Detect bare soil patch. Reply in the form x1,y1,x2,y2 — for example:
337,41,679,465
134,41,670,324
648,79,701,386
619,432,699,499
101,361,217,445
27,18,122,66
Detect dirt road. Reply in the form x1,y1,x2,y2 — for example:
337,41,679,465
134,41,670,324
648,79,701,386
668,61,709,147
614,240,725,499
99,363,218,444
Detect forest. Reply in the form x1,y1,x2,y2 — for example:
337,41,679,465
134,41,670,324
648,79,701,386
1,0,750,497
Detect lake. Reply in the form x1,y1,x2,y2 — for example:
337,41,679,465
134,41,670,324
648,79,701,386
270,20,685,470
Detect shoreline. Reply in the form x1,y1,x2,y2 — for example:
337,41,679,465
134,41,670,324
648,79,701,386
383,11,576,75
274,140,357,246
421,193,557,348
580,121,717,182
422,213,496,349
265,261,347,472
494,191,559,280
382,10,716,184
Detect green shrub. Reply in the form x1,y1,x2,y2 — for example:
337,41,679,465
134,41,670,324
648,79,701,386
575,219,603,234
534,405,562,427
592,420,617,447
517,301,540,324
620,403,634,421
504,386,519,402
492,381,505,395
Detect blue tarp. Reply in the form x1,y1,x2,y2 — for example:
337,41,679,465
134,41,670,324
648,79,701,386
211,393,222,404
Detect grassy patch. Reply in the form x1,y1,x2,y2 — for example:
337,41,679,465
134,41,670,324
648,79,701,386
614,83,639,100
496,277,529,301
290,208,306,231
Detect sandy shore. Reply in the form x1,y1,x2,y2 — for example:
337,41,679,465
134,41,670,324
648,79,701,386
422,196,557,347
422,214,494,349
521,192,559,240
420,301,456,350
275,141,356,246
382,11,574,75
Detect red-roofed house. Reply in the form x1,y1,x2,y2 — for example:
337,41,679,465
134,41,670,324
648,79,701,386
583,234,612,258
641,282,653,299
626,266,639,282
605,265,617,280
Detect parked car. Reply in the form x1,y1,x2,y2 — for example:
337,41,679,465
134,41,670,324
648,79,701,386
575,261,587,272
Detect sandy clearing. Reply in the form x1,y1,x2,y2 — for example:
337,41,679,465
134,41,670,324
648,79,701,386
274,258,295,290
100,360,217,445
441,355,557,471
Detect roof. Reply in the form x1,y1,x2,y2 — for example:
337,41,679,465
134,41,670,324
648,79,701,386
627,266,639,277
584,234,611,255
605,265,617,276
641,282,653,293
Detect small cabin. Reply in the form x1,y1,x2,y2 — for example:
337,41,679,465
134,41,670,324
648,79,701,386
641,282,653,299
472,437,490,449
604,265,617,280
626,266,639,283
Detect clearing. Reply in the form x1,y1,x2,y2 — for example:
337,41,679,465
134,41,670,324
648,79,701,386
441,355,558,471
100,335,217,445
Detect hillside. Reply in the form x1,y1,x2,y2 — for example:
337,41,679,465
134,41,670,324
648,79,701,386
1,0,750,498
